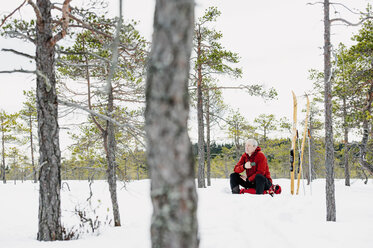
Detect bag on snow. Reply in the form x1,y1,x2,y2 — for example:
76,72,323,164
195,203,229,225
239,184,282,196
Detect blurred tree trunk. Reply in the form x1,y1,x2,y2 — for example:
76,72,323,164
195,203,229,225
145,0,199,247
323,0,336,222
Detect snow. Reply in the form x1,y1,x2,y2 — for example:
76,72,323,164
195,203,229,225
1,178,373,248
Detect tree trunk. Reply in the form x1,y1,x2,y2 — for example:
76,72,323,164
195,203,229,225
359,84,373,175
308,113,316,184
323,0,336,222
197,31,205,188
36,0,62,240
85,41,121,226
205,90,211,186
106,84,121,226
145,0,199,247
342,96,350,186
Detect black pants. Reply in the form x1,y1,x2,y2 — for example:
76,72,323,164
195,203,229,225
230,173,272,194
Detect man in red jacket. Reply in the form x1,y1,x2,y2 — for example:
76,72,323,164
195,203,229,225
230,139,272,194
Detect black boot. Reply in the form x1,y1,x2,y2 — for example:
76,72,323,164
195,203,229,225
232,185,240,194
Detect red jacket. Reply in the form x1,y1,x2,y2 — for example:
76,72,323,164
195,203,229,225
233,147,272,183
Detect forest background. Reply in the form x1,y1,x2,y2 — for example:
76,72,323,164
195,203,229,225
0,0,372,185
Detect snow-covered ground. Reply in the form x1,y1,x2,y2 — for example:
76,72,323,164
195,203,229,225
1,178,372,248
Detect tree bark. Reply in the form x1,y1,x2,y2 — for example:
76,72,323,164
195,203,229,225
145,0,199,247
323,0,336,222
36,0,63,240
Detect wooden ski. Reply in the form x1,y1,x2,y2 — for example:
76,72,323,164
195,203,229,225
290,91,297,195
296,95,310,195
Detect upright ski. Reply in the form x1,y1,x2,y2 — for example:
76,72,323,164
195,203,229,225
290,91,297,195
296,95,310,195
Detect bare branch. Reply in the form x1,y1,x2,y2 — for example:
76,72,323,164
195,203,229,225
307,2,323,5
1,48,35,59
330,17,373,26
308,2,373,26
49,0,72,46
0,0,27,27
0,69,35,74
329,2,362,15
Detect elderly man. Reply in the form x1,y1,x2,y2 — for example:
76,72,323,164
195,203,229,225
230,139,272,194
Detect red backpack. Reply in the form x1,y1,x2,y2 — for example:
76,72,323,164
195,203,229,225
239,184,282,196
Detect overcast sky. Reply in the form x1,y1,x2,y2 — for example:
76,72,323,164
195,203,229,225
0,0,371,146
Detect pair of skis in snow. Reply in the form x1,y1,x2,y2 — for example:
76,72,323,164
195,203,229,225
290,91,310,195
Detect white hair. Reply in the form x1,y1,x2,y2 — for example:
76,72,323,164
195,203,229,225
245,139,258,147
